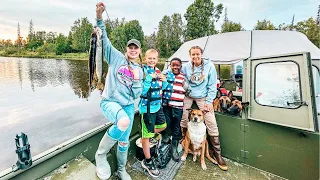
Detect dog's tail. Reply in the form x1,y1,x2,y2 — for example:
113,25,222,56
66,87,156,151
205,140,218,164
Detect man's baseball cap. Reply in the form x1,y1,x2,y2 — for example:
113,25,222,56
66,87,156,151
126,39,141,48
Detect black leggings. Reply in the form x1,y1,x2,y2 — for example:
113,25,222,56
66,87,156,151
163,106,183,141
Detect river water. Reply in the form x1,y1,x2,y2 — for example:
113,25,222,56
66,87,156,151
0,57,106,172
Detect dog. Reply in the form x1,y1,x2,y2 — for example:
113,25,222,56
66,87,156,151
213,90,249,116
181,109,217,170
213,89,233,113
227,91,249,116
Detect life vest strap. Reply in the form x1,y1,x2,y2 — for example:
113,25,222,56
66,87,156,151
140,96,161,101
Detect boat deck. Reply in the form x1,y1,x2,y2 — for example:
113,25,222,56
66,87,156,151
120,157,285,180
42,154,285,180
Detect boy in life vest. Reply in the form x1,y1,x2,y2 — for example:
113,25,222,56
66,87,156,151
161,57,187,162
139,49,168,178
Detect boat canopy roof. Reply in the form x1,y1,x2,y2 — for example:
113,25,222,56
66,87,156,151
167,30,320,64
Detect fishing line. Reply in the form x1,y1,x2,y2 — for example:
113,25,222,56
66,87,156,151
97,2,143,107
104,4,143,107
104,7,126,53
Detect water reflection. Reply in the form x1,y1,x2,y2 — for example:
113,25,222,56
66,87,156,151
0,57,106,172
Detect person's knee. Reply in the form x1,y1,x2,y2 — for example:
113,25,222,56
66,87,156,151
119,142,127,146
117,117,130,131
162,124,167,130
118,141,129,152
180,120,187,127
204,112,215,121
208,128,219,136
205,120,217,128
159,126,166,132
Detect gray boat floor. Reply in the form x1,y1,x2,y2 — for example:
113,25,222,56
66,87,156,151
109,156,285,180
42,154,285,180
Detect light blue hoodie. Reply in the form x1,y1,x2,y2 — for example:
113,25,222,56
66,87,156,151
97,19,143,106
181,58,217,104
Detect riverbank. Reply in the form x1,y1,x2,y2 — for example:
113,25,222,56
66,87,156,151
0,50,89,61
0,51,169,62
0,52,231,78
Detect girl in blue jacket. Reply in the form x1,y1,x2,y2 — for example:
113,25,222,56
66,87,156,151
95,3,143,180
180,46,228,171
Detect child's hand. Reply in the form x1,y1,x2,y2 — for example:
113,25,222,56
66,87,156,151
204,103,213,112
150,73,157,79
159,74,166,81
183,80,189,91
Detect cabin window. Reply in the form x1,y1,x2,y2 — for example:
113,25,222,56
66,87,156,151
255,61,301,108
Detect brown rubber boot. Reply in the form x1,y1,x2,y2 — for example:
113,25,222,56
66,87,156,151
179,127,188,143
208,135,228,171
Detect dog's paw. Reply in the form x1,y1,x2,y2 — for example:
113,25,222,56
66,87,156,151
193,155,197,162
181,155,187,161
201,163,207,170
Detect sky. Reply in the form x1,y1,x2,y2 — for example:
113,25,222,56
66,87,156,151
0,0,318,41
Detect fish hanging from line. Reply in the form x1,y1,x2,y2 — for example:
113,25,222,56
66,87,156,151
88,26,106,95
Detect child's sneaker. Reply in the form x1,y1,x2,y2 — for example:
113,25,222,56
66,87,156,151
141,158,160,178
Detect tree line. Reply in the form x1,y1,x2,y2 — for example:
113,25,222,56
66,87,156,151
1,0,319,58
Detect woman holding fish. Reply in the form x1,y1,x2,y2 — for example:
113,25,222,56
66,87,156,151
94,2,143,180
180,46,228,171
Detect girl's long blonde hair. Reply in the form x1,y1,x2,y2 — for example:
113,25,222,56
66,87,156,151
189,46,204,82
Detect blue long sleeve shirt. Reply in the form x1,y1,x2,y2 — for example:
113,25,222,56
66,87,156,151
181,58,217,104
97,19,143,106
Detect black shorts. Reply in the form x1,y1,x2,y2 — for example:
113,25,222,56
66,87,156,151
141,107,167,138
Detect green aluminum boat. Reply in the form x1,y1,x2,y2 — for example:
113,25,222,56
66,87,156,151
1,30,319,180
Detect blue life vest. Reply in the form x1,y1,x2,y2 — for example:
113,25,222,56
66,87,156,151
140,65,162,106
162,71,175,106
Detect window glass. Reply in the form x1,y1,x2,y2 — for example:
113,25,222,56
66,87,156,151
255,61,301,108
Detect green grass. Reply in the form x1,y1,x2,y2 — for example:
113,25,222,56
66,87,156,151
0,51,89,61
55,53,89,60
0,50,169,62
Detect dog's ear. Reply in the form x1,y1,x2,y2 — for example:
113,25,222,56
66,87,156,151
216,89,222,98
241,102,249,108
186,108,193,113
227,90,233,100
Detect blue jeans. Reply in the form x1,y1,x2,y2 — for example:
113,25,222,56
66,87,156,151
100,99,135,152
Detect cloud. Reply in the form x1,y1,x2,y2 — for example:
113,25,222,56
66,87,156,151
0,0,196,40
0,0,95,40
0,0,318,41
213,0,319,31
